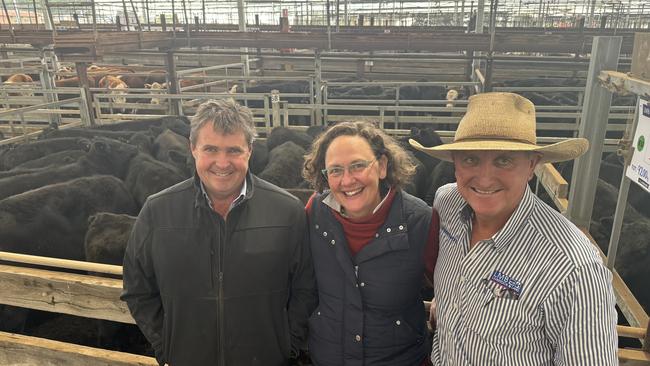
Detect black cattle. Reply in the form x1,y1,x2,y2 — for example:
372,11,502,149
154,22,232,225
13,150,87,170
127,130,156,154
399,84,446,101
403,151,429,200
0,137,92,170
39,127,142,142
94,116,191,138
423,161,456,206
329,84,396,100
241,81,310,109
84,212,136,266
0,138,137,200
306,125,326,140
266,127,313,151
154,129,193,177
258,141,306,189
557,158,650,219
401,127,444,173
125,153,187,207
250,140,269,175
0,175,137,260
588,179,650,313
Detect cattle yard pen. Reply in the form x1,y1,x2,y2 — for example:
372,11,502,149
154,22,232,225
0,25,649,364
1,49,634,146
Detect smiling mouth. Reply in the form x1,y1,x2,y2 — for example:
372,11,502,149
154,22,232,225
343,188,363,197
210,170,232,177
472,187,500,195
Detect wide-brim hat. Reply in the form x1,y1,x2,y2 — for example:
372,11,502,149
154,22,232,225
409,92,588,164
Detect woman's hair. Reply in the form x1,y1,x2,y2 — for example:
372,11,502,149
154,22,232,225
303,121,416,192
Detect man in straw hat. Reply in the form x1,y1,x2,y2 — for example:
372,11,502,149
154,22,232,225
410,92,617,364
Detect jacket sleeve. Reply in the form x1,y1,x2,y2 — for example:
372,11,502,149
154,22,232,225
542,261,618,365
121,202,166,365
287,205,318,357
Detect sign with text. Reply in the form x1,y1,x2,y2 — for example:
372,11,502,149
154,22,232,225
626,98,650,193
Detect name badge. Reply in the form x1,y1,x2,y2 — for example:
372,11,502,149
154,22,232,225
489,270,524,300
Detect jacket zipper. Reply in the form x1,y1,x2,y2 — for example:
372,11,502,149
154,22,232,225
218,271,225,366
218,214,228,366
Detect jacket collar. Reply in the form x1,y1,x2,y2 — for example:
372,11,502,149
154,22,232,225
193,171,254,212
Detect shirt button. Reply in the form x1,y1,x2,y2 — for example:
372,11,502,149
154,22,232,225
317,311,321,315
355,284,358,287
386,228,391,233
315,224,319,229
355,335,361,342
360,282,365,287
459,276,465,282
375,233,379,238
323,232,328,237
453,303,458,310
398,225,404,230
330,239,335,245
395,320,401,325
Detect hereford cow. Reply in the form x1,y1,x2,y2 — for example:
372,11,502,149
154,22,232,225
98,75,129,111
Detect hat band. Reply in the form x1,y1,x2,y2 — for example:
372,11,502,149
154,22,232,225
454,137,537,146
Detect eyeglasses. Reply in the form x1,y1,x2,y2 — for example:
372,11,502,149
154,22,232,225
322,159,377,179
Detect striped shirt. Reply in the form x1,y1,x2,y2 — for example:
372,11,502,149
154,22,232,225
431,183,618,365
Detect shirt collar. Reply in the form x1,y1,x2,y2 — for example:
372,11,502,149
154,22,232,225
200,175,248,212
459,185,536,252
323,186,392,217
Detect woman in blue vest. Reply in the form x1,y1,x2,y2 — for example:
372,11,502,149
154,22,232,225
303,121,439,366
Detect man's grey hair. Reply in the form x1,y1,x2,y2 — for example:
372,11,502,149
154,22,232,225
190,98,257,146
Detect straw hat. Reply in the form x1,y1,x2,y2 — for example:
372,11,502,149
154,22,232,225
409,92,588,164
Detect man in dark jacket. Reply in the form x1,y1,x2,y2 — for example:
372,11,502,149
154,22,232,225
121,98,317,366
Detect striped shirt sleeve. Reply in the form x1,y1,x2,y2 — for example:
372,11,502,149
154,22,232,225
543,261,618,365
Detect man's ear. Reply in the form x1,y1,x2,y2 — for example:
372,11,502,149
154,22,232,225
528,153,543,180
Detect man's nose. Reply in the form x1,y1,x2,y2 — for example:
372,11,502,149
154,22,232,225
213,152,231,167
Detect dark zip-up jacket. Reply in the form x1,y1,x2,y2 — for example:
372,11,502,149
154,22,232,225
121,173,317,366
308,190,433,366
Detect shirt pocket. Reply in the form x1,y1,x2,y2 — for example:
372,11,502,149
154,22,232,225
460,279,521,341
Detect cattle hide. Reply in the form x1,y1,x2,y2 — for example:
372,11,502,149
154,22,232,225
402,127,443,173
0,138,138,200
127,130,155,154
258,141,306,189
250,140,269,175
266,127,313,151
0,175,137,260
13,150,87,170
306,125,326,140
154,129,193,177
94,116,191,138
40,127,140,142
423,161,456,206
84,212,136,266
125,153,186,207
403,151,428,201
0,137,92,170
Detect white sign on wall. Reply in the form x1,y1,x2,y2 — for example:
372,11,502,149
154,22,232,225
626,98,650,193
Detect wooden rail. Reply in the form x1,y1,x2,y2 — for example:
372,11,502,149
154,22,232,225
0,331,157,366
0,264,133,324
535,163,569,214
